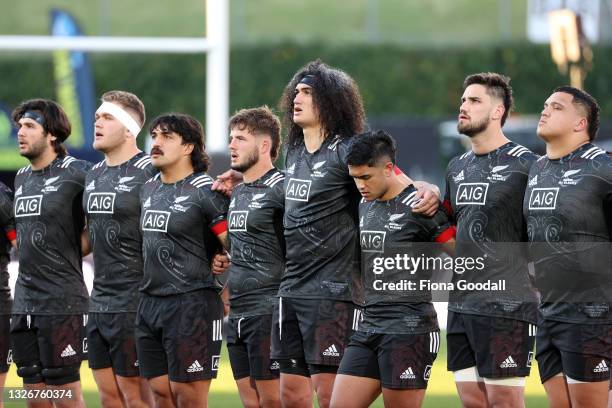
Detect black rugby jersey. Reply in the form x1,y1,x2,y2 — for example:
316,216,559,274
84,152,157,312
281,135,361,301
0,182,14,314
139,172,229,296
13,156,91,314
523,143,612,323
359,185,454,334
444,142,539,323
227,168,285,317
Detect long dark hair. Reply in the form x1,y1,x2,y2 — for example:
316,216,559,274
149,113,210,172
279,60,366,147
12,98,70,156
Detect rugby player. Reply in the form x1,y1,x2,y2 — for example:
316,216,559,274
136,113,230,407
12,99,90,407
443,73,539,407
226,106,284,408
83,90,155,407
524,86,612,408
0,181,16,408
331,130,455,408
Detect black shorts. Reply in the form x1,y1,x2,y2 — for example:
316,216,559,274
0,315,11,373
87,312,139,377
446,311,535,378
271,297,360,367
338,330,440,390
135,289,223,383
10,314,84,384
536,318,612,383
227,314,279,381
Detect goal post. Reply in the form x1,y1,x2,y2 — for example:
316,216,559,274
0,0,229,155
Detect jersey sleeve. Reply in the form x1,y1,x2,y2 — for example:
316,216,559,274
65,158,93,187
522,150,540,167
0,186,15,241
442,176,455,222
144,164,159,180
336,136,352,168
420,208,455,243
603,155,612,237
201,189,230,235
270,175,286,211
441,157,456,223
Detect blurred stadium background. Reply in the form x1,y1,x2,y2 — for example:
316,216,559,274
1,0,611,406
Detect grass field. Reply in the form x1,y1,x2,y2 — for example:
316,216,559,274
2,334,549,407
0,0,527,46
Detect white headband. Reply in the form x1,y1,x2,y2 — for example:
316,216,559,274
96,102,141,137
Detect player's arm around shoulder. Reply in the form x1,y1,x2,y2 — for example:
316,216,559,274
393,166,441,217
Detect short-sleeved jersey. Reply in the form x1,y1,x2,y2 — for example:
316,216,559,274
13,156,91,314
0,182,15,314
139,172,229,296
523,143,612,324
358,185,454,334
84,152,157,313
227,168,285,318
444,142,539,323
281,135,361,301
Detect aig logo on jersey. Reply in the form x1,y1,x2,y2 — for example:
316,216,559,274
528,188,559,210
229,211,248,232
360,231,386,253
456,183,489,205
15,195,43,217
286,178,312,202
87,193,116,214
142,210,171,232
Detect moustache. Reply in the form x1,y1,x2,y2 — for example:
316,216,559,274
150,148,164,156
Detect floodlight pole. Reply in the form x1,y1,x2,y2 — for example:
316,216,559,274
206,0,230,154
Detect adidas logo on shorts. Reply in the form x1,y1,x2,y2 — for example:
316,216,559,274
187,360,204,373
400,367,416,380
500,356,518,368
60,345,77,358
593,360,609,373
322,344,340,357
270,361,280,370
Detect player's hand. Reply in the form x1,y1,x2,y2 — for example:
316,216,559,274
412,182,440,217
212,251,231,275
212,169,243,197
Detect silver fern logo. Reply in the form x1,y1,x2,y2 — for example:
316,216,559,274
311,161,327,178
488,165,510,181
249,193,267,209
42,176,61,193
116,176,136,192
560,169,581,185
